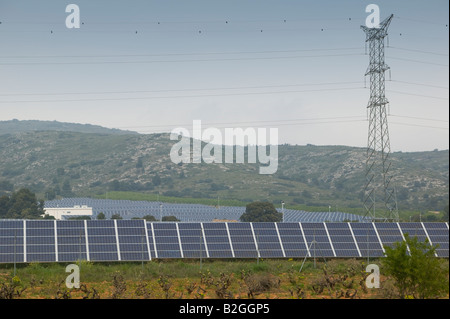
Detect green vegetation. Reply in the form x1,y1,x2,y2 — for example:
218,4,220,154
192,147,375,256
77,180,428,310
0,188,44,219
240,202,283,222
1,257,447,299
383,234,449,299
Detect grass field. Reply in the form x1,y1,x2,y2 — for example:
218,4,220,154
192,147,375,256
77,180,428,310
2,258,443,300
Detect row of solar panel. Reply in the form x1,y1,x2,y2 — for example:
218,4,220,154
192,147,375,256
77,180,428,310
44,198,368,222
0,220,448,263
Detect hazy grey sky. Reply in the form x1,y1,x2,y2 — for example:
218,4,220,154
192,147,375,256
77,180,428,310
0,0,448,151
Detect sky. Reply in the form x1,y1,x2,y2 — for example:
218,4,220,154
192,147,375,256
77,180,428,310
0,0,448,152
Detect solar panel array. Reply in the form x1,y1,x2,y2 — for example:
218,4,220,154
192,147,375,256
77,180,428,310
0,220,448,263
45,198,369,222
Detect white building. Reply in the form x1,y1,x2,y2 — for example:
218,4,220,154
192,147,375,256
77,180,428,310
44,205,93,220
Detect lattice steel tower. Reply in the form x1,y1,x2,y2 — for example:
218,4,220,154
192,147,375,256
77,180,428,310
361,14,399,222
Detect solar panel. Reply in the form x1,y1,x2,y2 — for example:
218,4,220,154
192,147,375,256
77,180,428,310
398,223,429,243
252,223,284,258
0,221,448,263
349,223,384,257
301,223,335,258
56,220,87,262
86,220,119,261
202,223,234,258
178,223,208,258
116,220,149,261
422,222,449,257
325,223,360,257
374,223,405,250
277,223,308,258
45,198,368,223
26,220,56,262
227,223,258,258
151,223,182,258
0,220,25,263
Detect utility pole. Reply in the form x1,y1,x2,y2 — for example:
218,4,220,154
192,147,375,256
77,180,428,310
361,14,399,222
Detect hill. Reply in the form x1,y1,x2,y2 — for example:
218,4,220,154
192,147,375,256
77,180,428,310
0,121,448,217
0,119,138,136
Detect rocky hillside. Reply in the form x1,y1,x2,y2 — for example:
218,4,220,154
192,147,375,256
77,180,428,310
0,121,448,214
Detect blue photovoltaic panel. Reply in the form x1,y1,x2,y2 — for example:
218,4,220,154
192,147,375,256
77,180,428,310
423,223,449,257
178,223,207,258
349,223,384,257
325,223,359,257
152,223,182,258
0,220,25,263
26,220,56,262
228,223,258,258
252,223,284,258
301,223,334,257
398,223,428,242
0,221,448,264
202,223,233,258
277,223,308,258
86,220,118,261
56,220,87,262
374,223,404,250
116,220,149,261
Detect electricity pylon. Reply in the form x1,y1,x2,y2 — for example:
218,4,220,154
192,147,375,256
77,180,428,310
361,14,399,222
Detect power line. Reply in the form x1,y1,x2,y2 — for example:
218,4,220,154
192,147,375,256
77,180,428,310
396,16,449,27
387,90,449,100
389,80,449,90
0,53,365,66
115,115,367,130
387,56,449,67
388,46,449,57
0,86,365,103
390,121,449,130
389,114,449,123
0,81,364,97
132,119,369,133
0,47,363,59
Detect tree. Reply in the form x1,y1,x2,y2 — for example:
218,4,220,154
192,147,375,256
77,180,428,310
382,234,449,299
111,214,123,220
240,202,282,222
97,212,106,220
162,216,180,222
4,188,44,219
